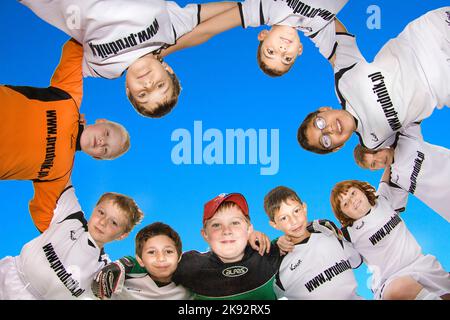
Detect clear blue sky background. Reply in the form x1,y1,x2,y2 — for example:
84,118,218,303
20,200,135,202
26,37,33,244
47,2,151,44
1,0,449,300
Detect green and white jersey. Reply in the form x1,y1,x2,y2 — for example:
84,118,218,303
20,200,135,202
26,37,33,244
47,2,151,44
239,0,348,59
20,0,199,79
112,274,192,300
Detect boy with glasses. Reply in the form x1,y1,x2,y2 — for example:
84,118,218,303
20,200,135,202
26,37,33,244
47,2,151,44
298,7,450,154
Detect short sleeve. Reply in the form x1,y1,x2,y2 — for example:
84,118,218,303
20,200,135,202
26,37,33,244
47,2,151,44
377,181,409,213
50,39,83,108
334,33,365,73
166,1,200,39
240,0,263,28
342,240,363,269
51,185,83,223
308,19,337,60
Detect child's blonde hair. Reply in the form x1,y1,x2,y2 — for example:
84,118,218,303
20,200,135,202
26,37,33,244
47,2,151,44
96,192,144,233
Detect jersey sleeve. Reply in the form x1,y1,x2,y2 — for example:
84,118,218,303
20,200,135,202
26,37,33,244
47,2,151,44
29,174,71,233
308,19,338,60
166,1,200,40
342,240,363,269
239,0,263,28
50,39,83,108
334,33,365,72
50,185,82,224
377,181,409,213
401,122,423,141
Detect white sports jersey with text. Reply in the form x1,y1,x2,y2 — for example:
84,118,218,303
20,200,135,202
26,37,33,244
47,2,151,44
345,195,423,293
15,187,108,299
240,0,348,59
389,126,450,222
112,274,192,300
275,232,362,300
334,32,435,150
20,0,199,78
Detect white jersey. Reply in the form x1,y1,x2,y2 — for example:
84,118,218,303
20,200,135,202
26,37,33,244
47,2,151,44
239,0,348,59
20,0,199,79
334,7,450,149
385,124,450,222
343,194,424,295
112,274,192,300
275,232,362,300
14,186,109,299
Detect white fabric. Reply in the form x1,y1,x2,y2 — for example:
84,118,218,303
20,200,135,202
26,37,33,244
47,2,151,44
388,125,450,222
112,274,192,300
275,233,362,300
346,196,450,299
2,187,108,299
240,0,348,59
334,7,450,149
20,0,199,79
0,256,38,300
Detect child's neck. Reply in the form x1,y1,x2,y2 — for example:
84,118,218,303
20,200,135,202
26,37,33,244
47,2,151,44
290,230,311,245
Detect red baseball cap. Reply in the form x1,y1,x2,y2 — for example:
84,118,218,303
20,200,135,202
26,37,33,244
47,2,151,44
203,193,249,225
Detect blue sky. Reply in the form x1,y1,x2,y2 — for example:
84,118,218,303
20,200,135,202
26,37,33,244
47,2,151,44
1,0,449,300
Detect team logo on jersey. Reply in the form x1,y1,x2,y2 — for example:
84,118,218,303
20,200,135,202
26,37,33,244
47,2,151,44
222,266,248,277
70,230,78,241
445,11,450,25
370,133,379,142
355,221,365,230
289,259,302,271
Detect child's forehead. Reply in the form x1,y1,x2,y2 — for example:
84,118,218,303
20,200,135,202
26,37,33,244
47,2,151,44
210,208,247,221
144,234,176,247
275,199,302,214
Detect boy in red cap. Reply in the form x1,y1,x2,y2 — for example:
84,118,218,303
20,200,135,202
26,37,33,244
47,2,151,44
92,192,282,300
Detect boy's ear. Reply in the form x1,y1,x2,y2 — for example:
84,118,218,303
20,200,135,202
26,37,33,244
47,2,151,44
161,62,174,75
269,220,279,230
318,106,332,112
200,228,208,242
297,42,304,56
247,223,254,235
257,29,269,41
136,254,145,268
125,87,130,97
116,232,129,241
95,119,108,124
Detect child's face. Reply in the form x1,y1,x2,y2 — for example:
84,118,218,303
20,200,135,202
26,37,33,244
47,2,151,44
258,25,302,75
339,187,372,220
136,235,179,283
88,199,129,248
363,149,394,170
270,199,308,241
201,206,253,263
305,107,355,152
80,120,126,159
126,55,175,113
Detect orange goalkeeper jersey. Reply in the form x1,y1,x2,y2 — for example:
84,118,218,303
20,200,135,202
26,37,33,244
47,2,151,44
0,39,83,232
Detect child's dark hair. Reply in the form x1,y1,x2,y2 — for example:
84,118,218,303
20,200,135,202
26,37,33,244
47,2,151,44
135,222,182,258
264,186,303,221
127,70,181,118
257,41,289,77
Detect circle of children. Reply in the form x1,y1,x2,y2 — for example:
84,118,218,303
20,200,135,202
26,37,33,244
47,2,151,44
0,0,449,300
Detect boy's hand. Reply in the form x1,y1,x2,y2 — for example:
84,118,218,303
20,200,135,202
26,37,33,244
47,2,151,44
249,231,271,256
307,219,343,240
277,235,294,255
91,257,134,299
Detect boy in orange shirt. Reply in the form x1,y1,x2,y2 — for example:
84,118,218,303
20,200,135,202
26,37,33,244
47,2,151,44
0,39,130,233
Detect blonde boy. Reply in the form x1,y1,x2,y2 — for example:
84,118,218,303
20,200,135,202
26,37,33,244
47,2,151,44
0,181,143,299
0,39,131,233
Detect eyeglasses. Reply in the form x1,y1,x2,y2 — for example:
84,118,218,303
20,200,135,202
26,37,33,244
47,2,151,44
314,117,332,149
